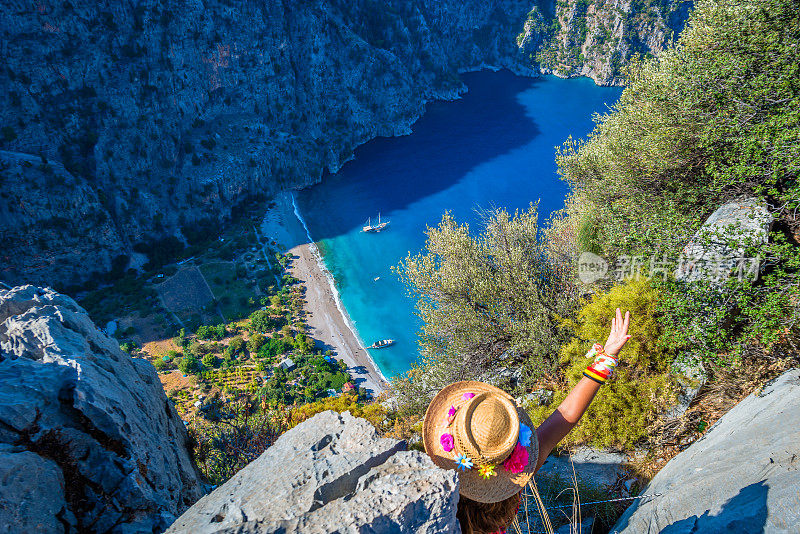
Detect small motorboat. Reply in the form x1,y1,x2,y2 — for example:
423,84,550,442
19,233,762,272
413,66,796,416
368,339,395,349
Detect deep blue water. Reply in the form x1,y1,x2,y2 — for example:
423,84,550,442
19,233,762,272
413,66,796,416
296,71,621,379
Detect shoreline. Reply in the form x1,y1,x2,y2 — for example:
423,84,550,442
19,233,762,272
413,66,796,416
260,192,390,398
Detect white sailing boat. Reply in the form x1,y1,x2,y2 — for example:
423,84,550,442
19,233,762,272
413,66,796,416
362,212,390,233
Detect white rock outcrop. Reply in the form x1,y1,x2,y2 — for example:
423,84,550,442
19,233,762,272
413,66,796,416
676,198,772,284
167,410,460,533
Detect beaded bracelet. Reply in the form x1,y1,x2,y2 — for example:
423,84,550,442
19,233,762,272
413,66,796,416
583,343,618,385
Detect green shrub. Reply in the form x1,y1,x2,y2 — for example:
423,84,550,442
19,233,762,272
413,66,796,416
188,397,287,484
246,333,266,353
249,310,286,333
196,324,226,340
179,354,200,375
529,279,677,449
227,336,245,355
257,337,292,358
202,353,219,369
393,206,580,417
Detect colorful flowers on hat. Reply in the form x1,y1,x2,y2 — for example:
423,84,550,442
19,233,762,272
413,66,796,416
518,423,533,447
445,405,457,424
440,433,454,452
437,390,533,479
478,464,497,479
503,442,529,474
455,454,474,471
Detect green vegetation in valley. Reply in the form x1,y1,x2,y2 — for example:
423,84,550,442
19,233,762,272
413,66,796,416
199,261,256,321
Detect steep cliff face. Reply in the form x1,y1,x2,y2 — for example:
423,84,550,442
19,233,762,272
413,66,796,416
0,151,127,285
519,0,691,85
0,0,687,288
0,285,204,532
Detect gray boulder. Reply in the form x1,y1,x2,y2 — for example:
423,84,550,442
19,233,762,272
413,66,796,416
537,447,627,489
676,198,772,284
0,286,203,533
613,368,800,533
517,388,555,408
167,410,460,533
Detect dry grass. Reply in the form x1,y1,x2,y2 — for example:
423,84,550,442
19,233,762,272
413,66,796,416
512,459,632,534
142,337,181,360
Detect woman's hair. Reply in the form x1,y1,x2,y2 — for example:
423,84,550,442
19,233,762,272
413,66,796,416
456,492,521,534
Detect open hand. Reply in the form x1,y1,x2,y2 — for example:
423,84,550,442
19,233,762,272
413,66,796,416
604,308,631,357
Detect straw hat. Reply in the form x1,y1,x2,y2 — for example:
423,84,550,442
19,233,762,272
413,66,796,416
423,381,539,503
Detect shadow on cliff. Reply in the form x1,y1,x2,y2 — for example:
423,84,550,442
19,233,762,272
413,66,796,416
616,480,770,533
295,70,543,242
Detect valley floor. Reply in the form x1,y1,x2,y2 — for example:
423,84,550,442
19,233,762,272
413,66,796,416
261,192,390,397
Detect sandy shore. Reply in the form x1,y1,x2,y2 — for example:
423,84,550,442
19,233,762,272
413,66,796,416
260,192,390,398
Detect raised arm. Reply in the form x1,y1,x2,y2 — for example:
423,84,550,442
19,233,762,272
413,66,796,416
533,308,631,472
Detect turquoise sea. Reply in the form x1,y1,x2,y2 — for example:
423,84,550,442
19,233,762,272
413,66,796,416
296,71,622,379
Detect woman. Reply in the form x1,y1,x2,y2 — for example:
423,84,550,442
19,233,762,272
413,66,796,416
422,308,631,534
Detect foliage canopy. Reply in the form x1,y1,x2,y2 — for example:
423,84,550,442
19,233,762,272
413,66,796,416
393,206,580,416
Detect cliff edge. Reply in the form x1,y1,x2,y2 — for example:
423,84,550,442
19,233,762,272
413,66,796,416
0,285,203,533
614,368,800,533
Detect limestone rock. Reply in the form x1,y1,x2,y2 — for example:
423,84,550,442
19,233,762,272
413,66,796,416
517,388,554,408
0,285,203,533
167,410,460,533
613,368,800,533
676,198,772,284
666,353,707,419
0,444,70,533
518,0,690,86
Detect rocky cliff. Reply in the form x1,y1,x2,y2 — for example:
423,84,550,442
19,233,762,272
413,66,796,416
519,0,691,85
0,0,688,288
0,285,203,532
614,368,800,533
